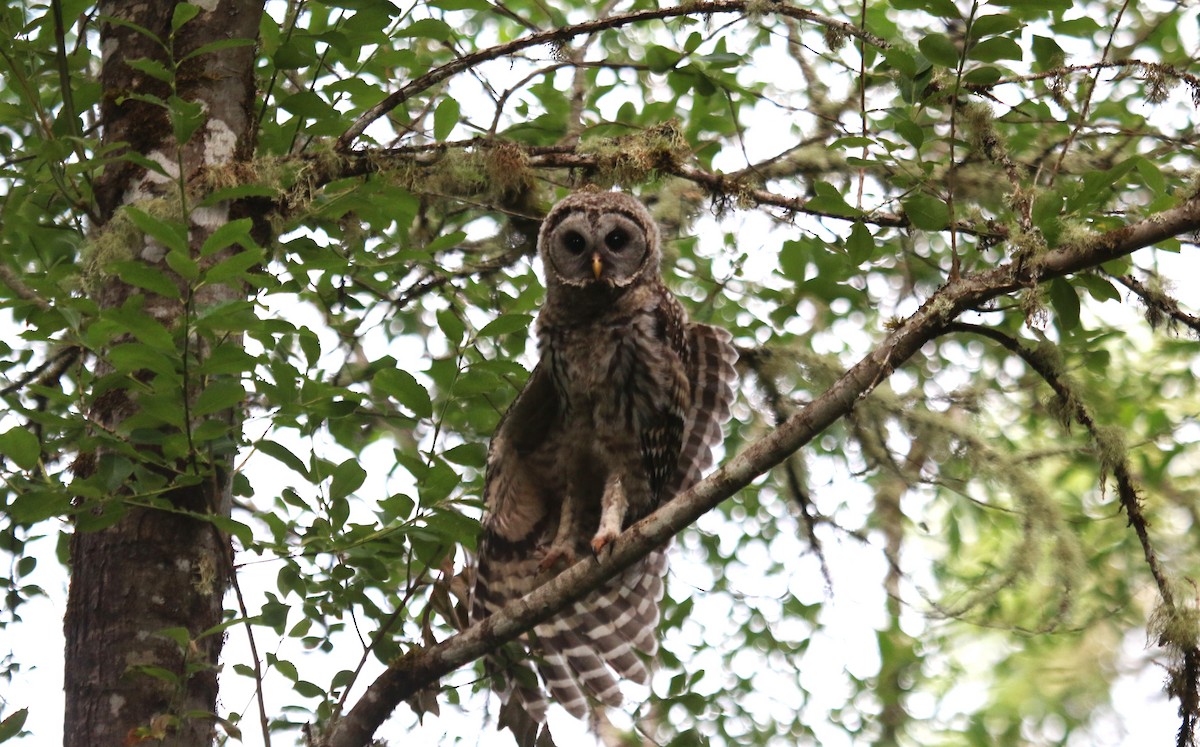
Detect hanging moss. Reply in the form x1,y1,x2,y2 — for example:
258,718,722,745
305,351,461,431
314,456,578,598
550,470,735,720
578,120,689,188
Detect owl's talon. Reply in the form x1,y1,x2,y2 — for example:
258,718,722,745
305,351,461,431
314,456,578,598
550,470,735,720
590,531,618,557
538,544,575,571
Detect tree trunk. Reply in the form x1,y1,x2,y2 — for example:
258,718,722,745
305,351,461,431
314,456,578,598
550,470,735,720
63,2,263,745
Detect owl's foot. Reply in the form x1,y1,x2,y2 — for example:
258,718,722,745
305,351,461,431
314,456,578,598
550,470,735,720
538,543,575,571
590,529,619,557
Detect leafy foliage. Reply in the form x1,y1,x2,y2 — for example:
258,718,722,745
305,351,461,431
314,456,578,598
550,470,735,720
2,0,1200,745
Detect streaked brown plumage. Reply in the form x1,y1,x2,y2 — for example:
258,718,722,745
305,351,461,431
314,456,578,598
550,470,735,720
470,191,737,728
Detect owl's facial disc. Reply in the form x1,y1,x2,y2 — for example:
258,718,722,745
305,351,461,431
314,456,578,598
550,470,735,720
543,208,651,288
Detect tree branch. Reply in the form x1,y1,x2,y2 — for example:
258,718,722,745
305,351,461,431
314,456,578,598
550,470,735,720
334,1,888,150
1110,272,1200,336
320,190,1200,747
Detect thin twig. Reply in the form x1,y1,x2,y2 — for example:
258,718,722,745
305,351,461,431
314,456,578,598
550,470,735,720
335,1,888,149
1048,0,1132,187
229,568,271,747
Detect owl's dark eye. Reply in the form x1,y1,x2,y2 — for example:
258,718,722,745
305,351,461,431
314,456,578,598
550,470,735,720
605,229,628,252
562,230,587,254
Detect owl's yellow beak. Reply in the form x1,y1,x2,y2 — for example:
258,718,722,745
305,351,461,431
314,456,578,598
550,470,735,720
591,253,603,280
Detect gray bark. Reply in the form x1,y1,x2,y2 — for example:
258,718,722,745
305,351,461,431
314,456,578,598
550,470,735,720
64,2,263,745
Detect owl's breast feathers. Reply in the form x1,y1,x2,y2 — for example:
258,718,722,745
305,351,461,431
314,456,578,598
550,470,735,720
537,281,691,504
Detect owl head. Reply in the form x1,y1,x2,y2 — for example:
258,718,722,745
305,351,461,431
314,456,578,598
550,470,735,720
537,191,660,292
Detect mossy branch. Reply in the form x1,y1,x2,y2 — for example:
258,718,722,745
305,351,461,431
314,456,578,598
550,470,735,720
1110,272,1200,337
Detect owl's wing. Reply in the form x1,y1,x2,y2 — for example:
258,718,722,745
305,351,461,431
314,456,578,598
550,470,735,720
477,361,559,543
666,323,739,496
470,362,561,722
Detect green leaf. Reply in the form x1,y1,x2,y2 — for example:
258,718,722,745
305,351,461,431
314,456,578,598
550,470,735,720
419,458,461,506
968,37,1022,63
476,313,534,339
198,184,276,207
107,342,178,377
181,38,256,62
200,345,258,375
205,247,264,285
0,427,40,470
846,222,875,264
1032,191,1064,231
156,626,192,649
437,308,466,346
272,656,299,681
433,98,460,141
883,48,918,78
699,52,742,69
918,34,961,69
890,0,961,19
100,15,163,46
425,230,468,254
8,490,72,524
962,66,1001,86
0,708,28,742
200,218,255,257
423,505,478,545
1052,17,1103,37
169,95,207,145
256,440,310,478
166,249,200,282
443,442,487,468
894,118,924,149
126,57,173,83
1075,274,1121,303
191,418,233,443
273,40,314,70
106,299,177,350
428,0,490,8
805,181,860,218
280,91,337,119
124,206,188,253
397,18,453,41
374,368,433,419
902,193,950,230
208,518,255,547
989,0,1071,17
645,45,680,73
970,14,1021,40
778,239,810,284
194,379,246,415
329,459,367,502
1134,157,1166,195
1031,35,1065,72
1048,277,1080,331
172,3,200,31
110,261,182,300
1066,159,1139,213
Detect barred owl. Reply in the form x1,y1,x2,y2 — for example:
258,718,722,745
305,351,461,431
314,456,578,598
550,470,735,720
470,191,738,729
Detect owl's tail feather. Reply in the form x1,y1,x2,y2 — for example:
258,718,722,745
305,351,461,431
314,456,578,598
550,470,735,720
494,658,548,722
531,548,668,720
